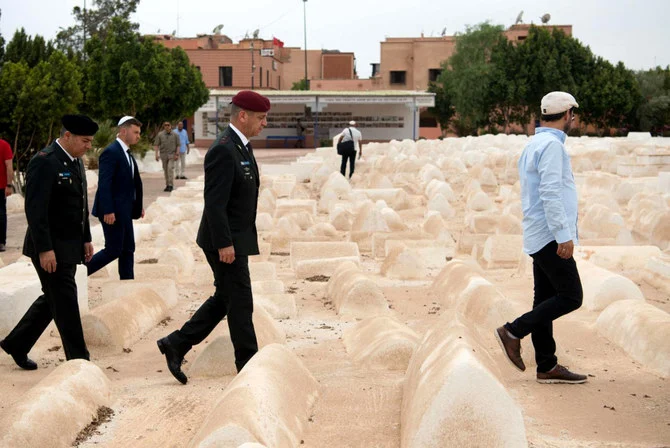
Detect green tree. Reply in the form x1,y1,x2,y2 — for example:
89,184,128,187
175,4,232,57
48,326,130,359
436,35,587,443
85,18,208,135
438,22,506,135
514,26,593,123
56,0,141,54
488,37,527,133
635,66,670,134
427,81,455,136
578,59,640,134
291,79,309,90
4,28,55,68
0,52,82,186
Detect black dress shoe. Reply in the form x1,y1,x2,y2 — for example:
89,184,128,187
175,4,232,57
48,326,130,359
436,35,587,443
11,354,38,370
1,340,37,370
0,243,6,252
163,186,170,192
157,337,187,384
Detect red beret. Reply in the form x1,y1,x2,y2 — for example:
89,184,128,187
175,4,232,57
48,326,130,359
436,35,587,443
231,90,271,112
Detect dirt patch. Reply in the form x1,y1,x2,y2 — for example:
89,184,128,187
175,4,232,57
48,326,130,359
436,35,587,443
72,406,115,446
305,275,331,282
271,252,290,256
138,258,159,264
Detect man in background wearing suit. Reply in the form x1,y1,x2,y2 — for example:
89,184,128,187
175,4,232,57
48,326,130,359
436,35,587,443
0,115,98,368
87,116,144,280
157,90,269,384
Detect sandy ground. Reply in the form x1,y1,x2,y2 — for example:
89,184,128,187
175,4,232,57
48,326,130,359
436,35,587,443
0,148,668,447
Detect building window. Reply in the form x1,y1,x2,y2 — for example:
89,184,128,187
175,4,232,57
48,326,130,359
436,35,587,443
278,76,281,90
267,70,269,88
390,70,406,85
218,66,233,87
195,66,201,72
259,67,263,87
517,35,527,41
428,69,442,82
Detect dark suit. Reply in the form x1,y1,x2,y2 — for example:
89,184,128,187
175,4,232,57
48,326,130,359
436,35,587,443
167,126,260,371
2,141,91,360
87,139,143,279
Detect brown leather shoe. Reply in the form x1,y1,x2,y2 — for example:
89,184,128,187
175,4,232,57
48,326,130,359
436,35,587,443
495,326,526,372
537,364,587,384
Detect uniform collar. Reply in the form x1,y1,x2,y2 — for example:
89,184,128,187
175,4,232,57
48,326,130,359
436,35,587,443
55,138,76,162
229,123,249,148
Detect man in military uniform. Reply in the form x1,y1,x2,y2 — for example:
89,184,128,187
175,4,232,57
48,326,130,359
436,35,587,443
153,122,180,192
157,91,269,384
0,115,98,368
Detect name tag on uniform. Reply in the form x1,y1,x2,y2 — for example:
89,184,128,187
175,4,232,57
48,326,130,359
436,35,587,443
58,171,72,184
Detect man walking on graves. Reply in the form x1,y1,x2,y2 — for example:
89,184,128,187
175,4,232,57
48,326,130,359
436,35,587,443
175,121,190,179
87,116,144,280
495,91,587,384
0,115,98,368
335,120,363,178
157,90,269,384
154,121,180,192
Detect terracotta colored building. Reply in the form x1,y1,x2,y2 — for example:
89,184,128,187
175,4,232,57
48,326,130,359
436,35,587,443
152,34,356,91
374,24,572,91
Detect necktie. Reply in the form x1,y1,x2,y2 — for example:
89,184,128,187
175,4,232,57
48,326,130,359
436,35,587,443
245,142,254,157
72,158,82,177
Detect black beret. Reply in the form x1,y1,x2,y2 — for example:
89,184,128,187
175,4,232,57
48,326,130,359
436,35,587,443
61,114,99,136
231,90,271,113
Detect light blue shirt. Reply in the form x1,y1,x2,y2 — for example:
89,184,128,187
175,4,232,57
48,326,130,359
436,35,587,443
176,128,189,154
518,127,579,255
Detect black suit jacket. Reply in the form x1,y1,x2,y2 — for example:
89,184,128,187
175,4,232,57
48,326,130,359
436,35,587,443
91,139,143,251
196,126,260,256
23,141,92,264
92,139,143,221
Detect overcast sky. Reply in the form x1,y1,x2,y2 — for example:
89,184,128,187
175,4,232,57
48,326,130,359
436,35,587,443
2,0,668,78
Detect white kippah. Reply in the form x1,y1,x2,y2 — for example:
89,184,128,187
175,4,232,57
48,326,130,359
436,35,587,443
118,116,136,126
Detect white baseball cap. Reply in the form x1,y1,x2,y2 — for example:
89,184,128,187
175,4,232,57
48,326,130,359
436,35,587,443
117,115,136,126
349,120,356,126
541,92,579,115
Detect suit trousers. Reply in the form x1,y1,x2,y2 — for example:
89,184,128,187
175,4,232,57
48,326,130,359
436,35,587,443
86,219,134,279
505,240,583,373
177,153,187,177
340,151,356,178
167,250,258,372
0,193,6,245
1,259,89,360
161,156,175,187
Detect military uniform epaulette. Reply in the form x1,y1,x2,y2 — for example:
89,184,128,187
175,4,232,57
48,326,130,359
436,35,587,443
37,146,55,157
218,135,231,145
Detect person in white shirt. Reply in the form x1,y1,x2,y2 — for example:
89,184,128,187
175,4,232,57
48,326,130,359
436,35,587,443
334,120,363,178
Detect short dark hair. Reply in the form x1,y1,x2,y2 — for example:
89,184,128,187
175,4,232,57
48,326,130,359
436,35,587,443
120,118,142,128
541,107,574,122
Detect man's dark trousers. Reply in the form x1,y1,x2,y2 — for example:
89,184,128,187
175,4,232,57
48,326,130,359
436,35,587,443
340,151,356,178
504,240,583,373
0,194,6,245
166,251,258,372
86,219,134,279
1,258,90,360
